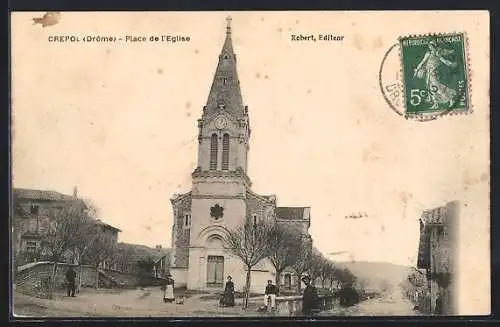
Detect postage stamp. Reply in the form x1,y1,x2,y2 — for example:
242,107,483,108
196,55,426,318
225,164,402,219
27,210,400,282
398,33,470,119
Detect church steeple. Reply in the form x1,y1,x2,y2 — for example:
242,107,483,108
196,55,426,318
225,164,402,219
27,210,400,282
195,17,251,176
204,16,245,118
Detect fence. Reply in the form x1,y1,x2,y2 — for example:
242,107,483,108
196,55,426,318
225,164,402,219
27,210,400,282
275,294,335,316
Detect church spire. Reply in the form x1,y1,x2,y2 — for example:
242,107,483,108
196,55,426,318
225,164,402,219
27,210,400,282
222,16,234,55
204,16,245,118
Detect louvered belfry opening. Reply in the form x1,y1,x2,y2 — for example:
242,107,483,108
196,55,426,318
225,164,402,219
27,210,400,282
210,133,218,170
222,133,229,170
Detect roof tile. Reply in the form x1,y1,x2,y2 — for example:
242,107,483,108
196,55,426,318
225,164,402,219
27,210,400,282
14,188,75,202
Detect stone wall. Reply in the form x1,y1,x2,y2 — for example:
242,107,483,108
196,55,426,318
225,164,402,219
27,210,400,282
246,191,270,224
14,262,168,299
171,193,192,268
14,262,98,299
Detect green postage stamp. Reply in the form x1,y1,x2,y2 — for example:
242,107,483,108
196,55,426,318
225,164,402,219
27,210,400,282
399,33,470,119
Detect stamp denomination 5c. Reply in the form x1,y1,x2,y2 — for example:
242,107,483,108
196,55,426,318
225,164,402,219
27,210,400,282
399,33,470,119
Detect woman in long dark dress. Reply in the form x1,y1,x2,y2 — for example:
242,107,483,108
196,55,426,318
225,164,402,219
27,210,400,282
223,276,235,307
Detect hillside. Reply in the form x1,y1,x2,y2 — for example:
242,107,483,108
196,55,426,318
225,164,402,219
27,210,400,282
335,261,413,292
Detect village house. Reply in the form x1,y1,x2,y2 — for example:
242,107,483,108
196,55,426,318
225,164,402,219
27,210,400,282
111,243,169,277
169,18,312,293
417,201,458,315
12,186,121,267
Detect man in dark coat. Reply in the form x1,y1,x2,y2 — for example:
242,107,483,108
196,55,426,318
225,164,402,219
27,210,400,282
65,266,77,297
301,275,319,316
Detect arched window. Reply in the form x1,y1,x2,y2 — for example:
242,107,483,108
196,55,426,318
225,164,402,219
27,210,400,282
222,133,229,170
210,134,218,170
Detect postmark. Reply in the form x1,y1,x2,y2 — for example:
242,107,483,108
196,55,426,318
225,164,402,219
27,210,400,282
379,44,407,118
399,32,471,119
379,32,472,121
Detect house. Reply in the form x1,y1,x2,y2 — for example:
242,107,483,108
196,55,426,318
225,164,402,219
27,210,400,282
112,242,169,276
417,201,458,315
169,17,312,293
12,186,120,267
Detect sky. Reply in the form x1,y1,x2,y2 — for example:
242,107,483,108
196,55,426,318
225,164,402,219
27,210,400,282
11,11,489,269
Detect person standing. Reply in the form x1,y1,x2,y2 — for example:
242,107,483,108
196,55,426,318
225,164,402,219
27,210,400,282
434,292,443,315
163,274,175,303
301,275,319,316
65,266,77,297
223,276,235,307
264,280,278,310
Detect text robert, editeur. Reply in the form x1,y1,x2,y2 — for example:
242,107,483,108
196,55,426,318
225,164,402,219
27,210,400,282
290,34,345,42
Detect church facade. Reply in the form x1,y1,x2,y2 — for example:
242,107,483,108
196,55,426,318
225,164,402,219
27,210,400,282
169,18,312,292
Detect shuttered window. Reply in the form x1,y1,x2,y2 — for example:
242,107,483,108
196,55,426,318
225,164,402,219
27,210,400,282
222,134,229,171
210,134,218,170
26,241,37,252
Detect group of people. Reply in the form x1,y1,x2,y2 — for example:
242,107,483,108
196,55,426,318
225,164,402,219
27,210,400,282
66,265,320,315
220,274,320,316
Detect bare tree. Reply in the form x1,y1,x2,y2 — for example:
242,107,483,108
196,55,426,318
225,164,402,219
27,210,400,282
331,266,357,289
224,220,272,309
70,219,101,293
316,257,333,289
267,224,301,288
110,245,134,273
290,235,312,293
83,226,117,289
325,262,337,290
41,201,88,299
308,249,326,287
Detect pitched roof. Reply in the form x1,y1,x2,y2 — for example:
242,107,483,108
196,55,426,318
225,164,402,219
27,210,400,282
13,188,76,202
276,207,309,220
203,18,245,118
117,243,170,263
95,219,121,232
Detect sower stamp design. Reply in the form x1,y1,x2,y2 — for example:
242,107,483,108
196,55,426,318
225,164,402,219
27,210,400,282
399,33,470,119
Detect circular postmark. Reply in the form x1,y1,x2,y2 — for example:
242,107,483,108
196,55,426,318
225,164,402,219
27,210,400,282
379,42,461,122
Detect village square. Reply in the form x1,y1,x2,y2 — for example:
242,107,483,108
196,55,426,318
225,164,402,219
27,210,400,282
11,16,459,318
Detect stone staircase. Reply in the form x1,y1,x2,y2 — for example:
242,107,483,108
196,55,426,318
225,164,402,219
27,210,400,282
98,269,128,288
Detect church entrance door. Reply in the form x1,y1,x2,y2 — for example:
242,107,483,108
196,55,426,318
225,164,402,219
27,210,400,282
207,255,224,287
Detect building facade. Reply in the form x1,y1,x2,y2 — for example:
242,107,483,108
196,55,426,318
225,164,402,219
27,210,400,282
12,187,120,267
417,201,458,315
169,18,312,292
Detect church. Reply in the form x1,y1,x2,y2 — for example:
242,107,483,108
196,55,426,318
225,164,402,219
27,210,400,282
169,17,312,293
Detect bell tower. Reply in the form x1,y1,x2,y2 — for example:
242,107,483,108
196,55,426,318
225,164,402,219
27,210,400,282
187,17,251,290
195,16,251,175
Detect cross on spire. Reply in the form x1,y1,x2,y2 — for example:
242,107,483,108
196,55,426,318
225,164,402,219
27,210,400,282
226,16,232,33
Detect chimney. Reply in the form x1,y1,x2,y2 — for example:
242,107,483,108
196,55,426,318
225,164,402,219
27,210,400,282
73,185,78,198
155,245,162,250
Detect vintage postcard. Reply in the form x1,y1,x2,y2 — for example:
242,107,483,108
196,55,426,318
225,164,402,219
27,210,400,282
10,11,490,317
